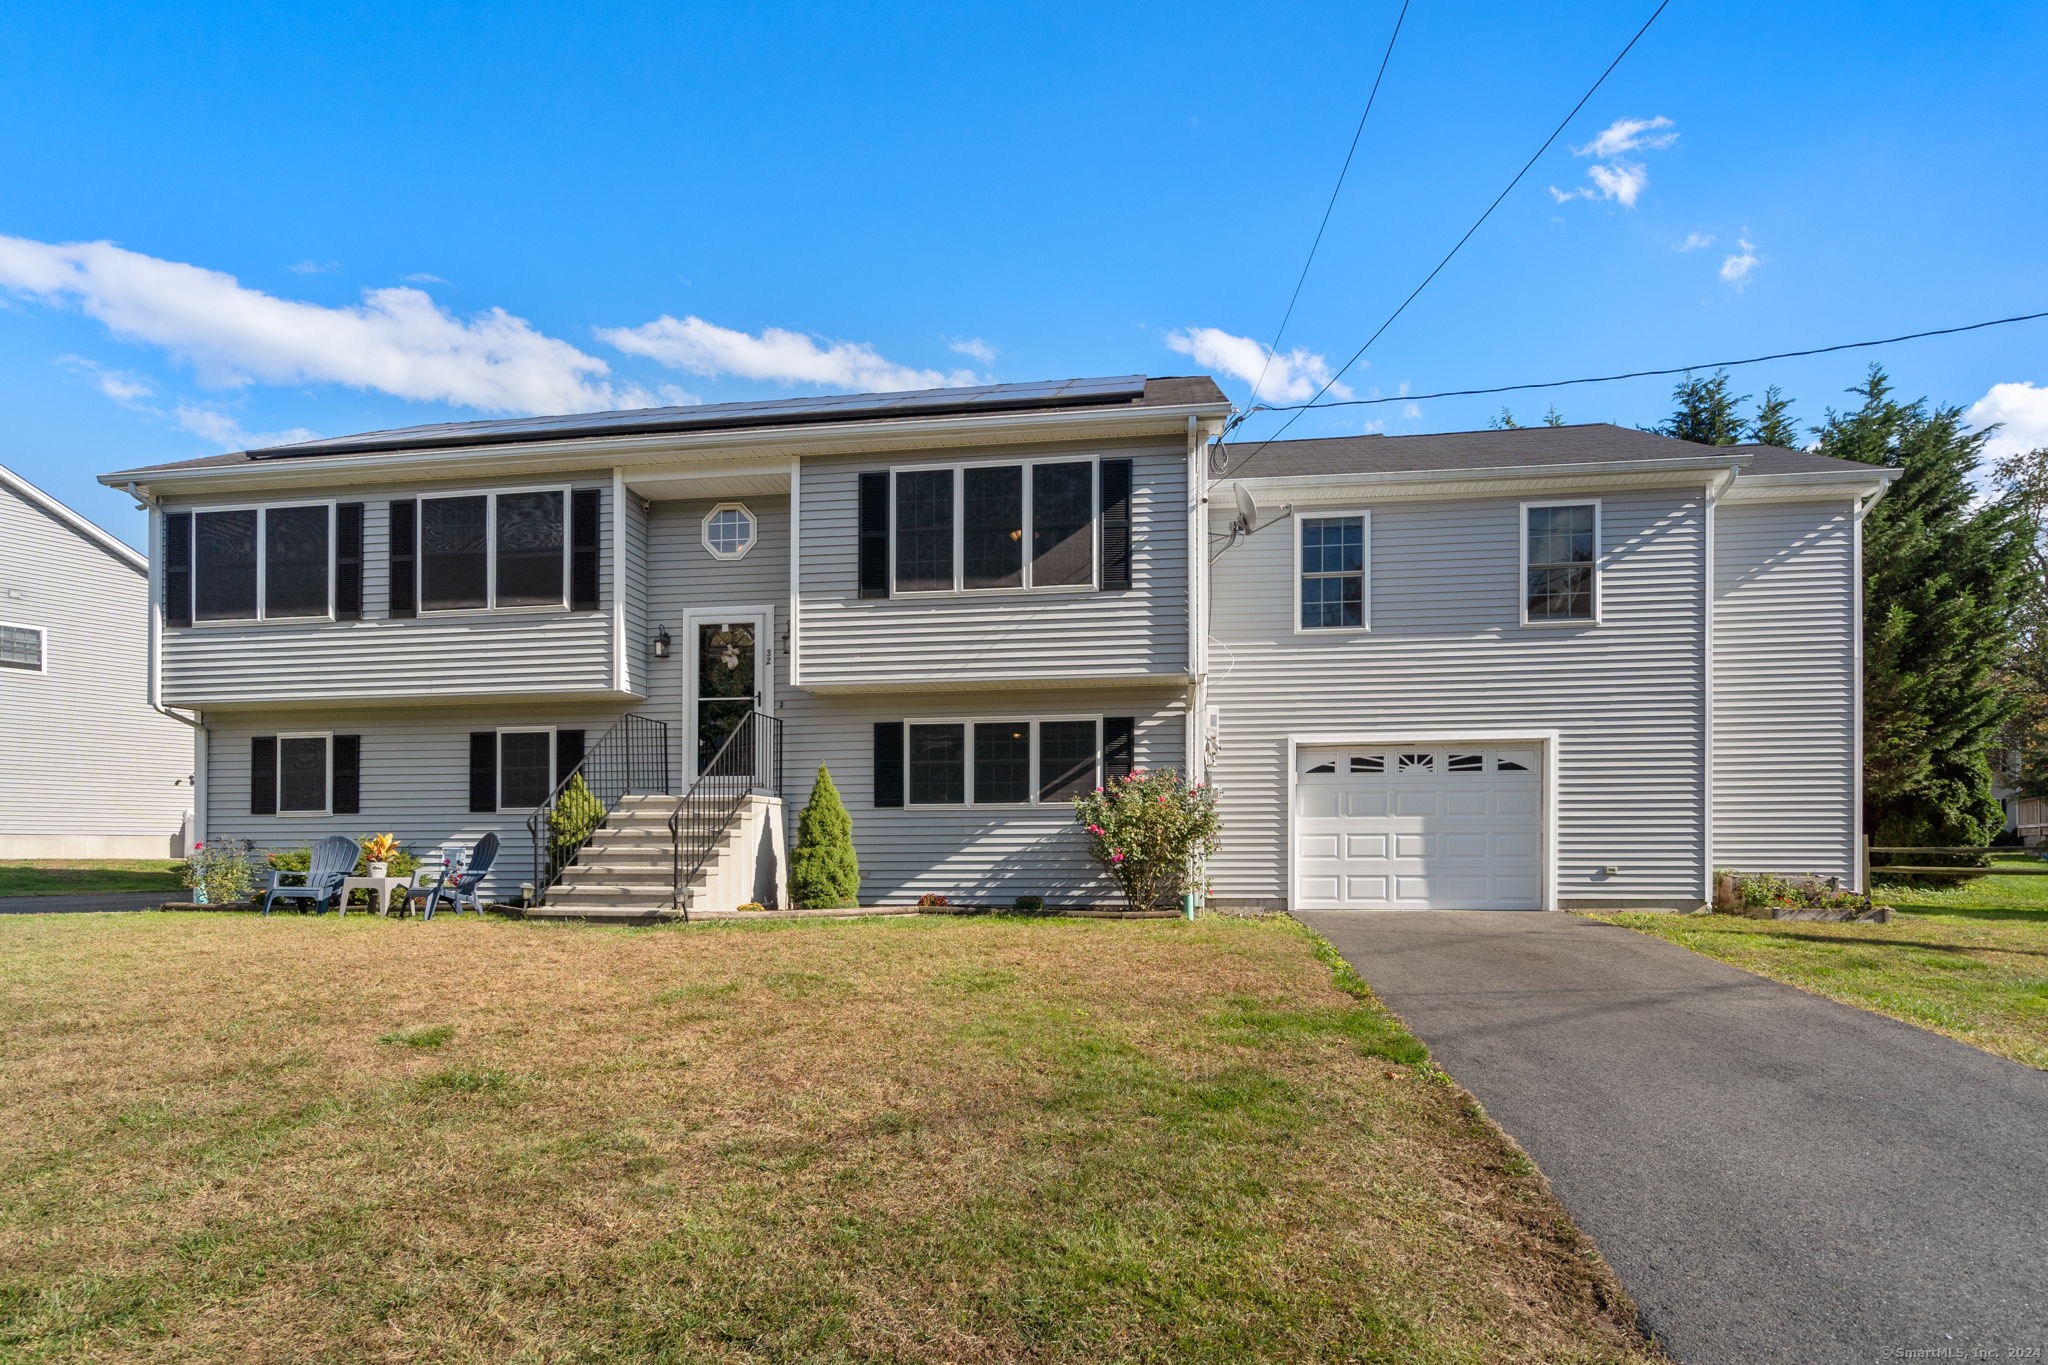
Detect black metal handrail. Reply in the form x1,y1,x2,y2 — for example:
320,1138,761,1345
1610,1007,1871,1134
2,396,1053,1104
670,710,783,918
526,712,672,898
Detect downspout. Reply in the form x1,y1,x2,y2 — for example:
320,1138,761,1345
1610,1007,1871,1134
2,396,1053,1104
127,481,208,849
1849,476,1895,894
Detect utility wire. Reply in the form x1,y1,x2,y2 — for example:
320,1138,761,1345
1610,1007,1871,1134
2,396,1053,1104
1231,308,2048,415
1244,0,1413,408
1220,0,1672,475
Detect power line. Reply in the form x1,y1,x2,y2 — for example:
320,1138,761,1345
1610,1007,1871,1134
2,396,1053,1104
1245,0,1413,408
1233,308,2048,415
1221,0,1672,475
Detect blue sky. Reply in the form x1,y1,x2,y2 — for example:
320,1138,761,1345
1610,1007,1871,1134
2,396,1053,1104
3,0,2044,547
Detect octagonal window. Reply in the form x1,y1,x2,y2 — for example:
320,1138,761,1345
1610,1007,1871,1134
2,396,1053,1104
701,503,758,560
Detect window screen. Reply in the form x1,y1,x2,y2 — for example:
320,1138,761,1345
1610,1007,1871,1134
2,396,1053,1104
278,736,329,812
908,723,965,804
194,509,258,621
973,722,1032,803
499,731,554,809
1300,516,1365,629
263,505,331,619
1526,504,1596,621
895,470,955,592
495,490,565,607
1030,461,1094,587
1038,720,1099,802
0,625,42,670
421,496,490,611
963,466,1024,590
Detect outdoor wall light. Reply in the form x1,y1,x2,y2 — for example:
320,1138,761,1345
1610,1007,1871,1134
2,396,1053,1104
653,625,672,659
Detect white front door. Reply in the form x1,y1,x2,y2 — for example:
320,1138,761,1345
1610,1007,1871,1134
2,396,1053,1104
685,608,771,778
1293,744,1542,910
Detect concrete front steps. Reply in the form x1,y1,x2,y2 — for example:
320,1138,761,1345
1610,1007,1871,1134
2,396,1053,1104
529,792,785,923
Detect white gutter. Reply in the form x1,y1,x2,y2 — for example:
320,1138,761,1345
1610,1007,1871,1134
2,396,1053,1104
103,400,1234,498
1230,454,1755,501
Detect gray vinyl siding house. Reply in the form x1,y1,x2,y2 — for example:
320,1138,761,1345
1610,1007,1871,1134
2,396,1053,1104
99,375,1888,911
1,465,192,858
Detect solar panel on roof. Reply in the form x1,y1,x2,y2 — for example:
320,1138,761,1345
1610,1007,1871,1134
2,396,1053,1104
247,375,1150,459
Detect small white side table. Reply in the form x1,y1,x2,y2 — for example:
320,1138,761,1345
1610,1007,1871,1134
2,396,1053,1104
339,874,415,917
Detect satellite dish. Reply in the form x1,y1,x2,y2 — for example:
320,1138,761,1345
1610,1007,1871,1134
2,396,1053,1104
1232,484,1258,536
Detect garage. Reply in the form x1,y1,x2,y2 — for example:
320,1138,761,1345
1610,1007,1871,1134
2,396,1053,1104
1292,743,1543,910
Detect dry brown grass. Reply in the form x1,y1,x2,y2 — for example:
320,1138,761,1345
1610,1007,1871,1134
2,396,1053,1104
0,911,1652,1363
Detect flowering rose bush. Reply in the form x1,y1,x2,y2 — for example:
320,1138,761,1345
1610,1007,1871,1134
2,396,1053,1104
1071,768,1221,912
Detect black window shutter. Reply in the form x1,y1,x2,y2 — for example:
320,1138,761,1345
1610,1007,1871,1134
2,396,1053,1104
1099,459,1133,590
556,728,586,785
164,512,193,627
872,721,904,807
570,489,601,611
251,736,278,816
469,732,498,813
335,503,365,620
388,499,418,618
1103,717,1136,782
857,472,890,599
332,735,361,815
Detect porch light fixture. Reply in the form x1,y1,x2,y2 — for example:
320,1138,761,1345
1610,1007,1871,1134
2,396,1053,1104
653,625,672,659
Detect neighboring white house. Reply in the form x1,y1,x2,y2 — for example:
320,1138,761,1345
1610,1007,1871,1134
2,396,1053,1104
96,375,1892,910
0,465,193,858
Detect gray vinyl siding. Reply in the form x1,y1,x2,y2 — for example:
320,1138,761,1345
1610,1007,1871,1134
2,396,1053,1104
619,486,650,698
0,482,192,849
158,472,619,707
202,703,633,901
1710,498,1859,883
1204,487,1710,905
780,687,1188,906
796,437,1190,689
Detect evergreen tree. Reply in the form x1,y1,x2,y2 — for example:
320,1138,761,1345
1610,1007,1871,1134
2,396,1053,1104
788,765,860,908
1488,407,1522,430
1542,404,1566,428
1748,385,1803,448
1989,445,2048,797
1654,370,1749,445
1819,366,2029,845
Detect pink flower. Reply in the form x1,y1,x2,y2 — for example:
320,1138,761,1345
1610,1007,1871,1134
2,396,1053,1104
1157,794,1168,803
1110,850,1125,862
1088,824,1104,835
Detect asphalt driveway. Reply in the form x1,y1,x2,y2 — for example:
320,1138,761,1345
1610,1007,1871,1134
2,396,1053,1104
1297,910,2046,1365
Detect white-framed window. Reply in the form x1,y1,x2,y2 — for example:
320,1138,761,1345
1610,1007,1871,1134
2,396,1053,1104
0,622,47,672
276,732,334,815
191,502,335,623
420,487,569,613
904,716,1103,807
1296,510,1369,631
701,502,758,560
1521,500,1600,625
890,456,1099,596
496,727,557,809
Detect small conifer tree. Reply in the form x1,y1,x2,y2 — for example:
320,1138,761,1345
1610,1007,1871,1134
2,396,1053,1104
789,765,860,908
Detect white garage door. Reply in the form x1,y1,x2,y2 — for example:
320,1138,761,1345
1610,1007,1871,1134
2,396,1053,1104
1294,744,1542,910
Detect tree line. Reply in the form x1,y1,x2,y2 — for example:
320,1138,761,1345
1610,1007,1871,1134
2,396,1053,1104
1531,367,2042,848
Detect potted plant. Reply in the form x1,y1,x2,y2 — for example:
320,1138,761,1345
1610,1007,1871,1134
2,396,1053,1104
362,833,401,879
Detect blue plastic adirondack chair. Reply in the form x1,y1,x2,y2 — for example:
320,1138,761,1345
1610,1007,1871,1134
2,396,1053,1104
414,832,498,919
260,835,358,916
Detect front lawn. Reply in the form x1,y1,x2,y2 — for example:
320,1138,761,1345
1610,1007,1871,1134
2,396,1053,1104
1594,863,2048,1069
0,912,1650,1363
0,860,185,898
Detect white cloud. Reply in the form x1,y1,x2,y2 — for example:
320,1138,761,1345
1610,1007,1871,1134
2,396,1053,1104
0,235,648,415
403,272,448,285
168,403,319,452
596,314,978,392
1574,114,1677,159
1163,326,1354,404
1719,235,1761,288
947,336,997,364
1674,232,1716,252
59,354,155,403
1549,115,1676,209
288,259,339,275
1967,381,2048,460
